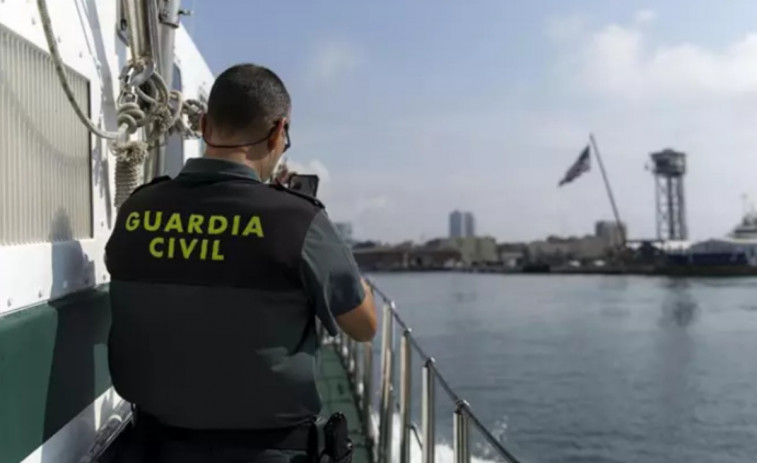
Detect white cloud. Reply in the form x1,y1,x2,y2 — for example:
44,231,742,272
575,19,757,101
633,9,656,26
356,195,389,215
306,40,362,84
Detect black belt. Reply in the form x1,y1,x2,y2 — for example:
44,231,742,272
135,410,317,452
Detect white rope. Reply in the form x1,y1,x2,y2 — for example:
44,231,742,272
38,0,147,207
111,79,165,208
37,0,125,140
36,0,207,207
179,97,206,136
112,140,149,207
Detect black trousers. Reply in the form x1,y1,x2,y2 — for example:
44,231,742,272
112,415,315,463
116,439,309,463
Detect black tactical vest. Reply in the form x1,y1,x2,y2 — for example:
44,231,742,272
105,173,323,430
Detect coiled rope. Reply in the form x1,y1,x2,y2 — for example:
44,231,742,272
36,0,206,208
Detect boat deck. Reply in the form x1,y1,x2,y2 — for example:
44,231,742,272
317,344,372,463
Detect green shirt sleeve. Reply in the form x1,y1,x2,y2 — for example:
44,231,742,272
301,210,365,336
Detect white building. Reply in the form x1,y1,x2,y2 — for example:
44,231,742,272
434,236,497,265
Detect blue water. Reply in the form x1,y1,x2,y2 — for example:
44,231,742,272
369,273,757,463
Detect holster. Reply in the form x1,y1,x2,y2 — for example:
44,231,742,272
311,412,353,463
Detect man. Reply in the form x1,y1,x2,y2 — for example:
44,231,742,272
105,63,377,462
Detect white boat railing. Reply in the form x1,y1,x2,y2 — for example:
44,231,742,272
328,280,524,463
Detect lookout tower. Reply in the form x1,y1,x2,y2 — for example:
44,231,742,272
650,149,687,241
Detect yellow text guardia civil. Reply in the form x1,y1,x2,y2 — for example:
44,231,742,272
124,211,264,261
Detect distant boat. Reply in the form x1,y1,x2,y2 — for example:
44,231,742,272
660,212,757,275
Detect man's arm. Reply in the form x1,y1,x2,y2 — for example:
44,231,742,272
333,278,376,342
301,211,377,342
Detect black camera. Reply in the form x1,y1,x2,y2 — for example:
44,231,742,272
288,174,320,198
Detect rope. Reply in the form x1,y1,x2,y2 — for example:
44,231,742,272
112,140,149,207
38,0,148,207
184,99,205,133
112,87,156,208
111,74,172,208
172,97,206,138
36,0,125,140
168,90,185,130
116,101,146,134
36,0,208,207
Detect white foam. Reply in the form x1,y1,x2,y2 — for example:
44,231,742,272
370,411,506,463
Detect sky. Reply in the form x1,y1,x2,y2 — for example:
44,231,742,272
187,0,757,244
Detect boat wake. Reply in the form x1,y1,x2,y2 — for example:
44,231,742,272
373,411,511,463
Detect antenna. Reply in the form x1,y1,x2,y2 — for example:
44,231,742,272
741,193,757,215
742,193,749,217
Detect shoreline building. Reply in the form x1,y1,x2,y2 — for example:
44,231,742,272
449,210,475,238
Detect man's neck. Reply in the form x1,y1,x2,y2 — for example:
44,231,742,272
204,150,267,180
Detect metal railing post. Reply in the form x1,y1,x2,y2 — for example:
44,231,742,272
383,384,395,463
399,329,412,463
454,401,470,463
340,332,347,358
362,340,374,442
346,337,352,370
378,303,395,463
422,358,436,463
350,338,359,382
379,303,393,387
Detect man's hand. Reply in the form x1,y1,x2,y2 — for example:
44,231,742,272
274,164,296,186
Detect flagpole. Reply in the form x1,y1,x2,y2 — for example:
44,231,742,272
589,133,626,246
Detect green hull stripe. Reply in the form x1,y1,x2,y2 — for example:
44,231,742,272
0,285,112,463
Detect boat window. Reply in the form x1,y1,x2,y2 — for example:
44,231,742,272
0,24,93,245
164,64,185,177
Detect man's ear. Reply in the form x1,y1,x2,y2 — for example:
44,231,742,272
267,119,287,152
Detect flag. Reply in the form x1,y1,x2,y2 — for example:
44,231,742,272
558,145,591,187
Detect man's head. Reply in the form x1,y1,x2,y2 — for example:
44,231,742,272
201,63,291,181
